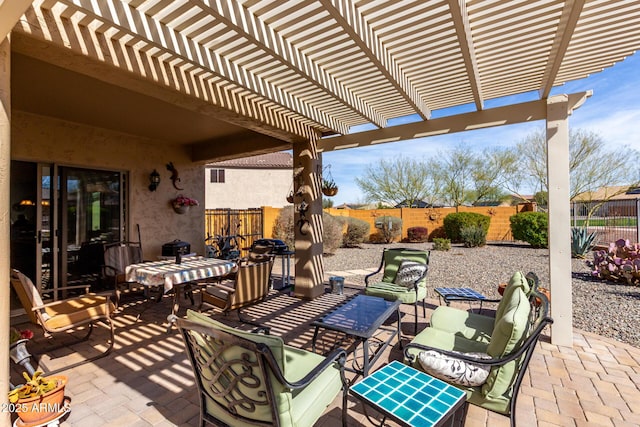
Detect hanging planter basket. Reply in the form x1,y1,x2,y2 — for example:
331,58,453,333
286,191,294,203
322,186,338,197
321,165,338,197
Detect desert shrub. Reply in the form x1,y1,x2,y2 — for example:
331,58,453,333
322,212,343,255
272,206,294,250
460,225,487,248
433,238,451,251
272,207,342,254
509,211,548,248
407,226,429,243
343,217,370,247
443,212,490,243
374,215,402,243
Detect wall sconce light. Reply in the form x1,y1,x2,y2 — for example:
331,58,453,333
149,169,161,191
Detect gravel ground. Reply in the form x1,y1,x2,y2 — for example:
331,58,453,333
323,242,640,349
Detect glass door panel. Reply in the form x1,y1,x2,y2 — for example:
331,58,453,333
61,167,123,292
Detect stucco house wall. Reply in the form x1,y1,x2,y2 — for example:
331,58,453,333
12,111,206,258
205,160,291,209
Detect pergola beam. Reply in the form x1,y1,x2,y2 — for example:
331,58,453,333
191,132,293,163
320,0,432,121
49,0,347,135
448,0,484,110
0,0,33,42
319,91,591,153
539,0,585,98
189,0,387,129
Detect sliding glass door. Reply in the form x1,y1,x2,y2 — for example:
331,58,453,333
10,161,126,305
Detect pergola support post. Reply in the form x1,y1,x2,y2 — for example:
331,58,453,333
292,138,325,299
0,35,12,426
547,94,573,347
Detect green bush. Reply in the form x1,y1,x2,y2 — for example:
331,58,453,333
374,215,402,243
509,211,548,248
443,212,490,243
460,225,487,248
433,238,451,251
343,217,370,248
272,208,342,254
407,226,429,243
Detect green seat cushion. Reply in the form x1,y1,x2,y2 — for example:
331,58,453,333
405,327,489,369
429,306,494,343
495,271,530,321
365,281,427,304
280,345,343,427
381,249,429,285
482,287,531,401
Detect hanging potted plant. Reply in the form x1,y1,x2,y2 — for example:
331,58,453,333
286,191,294,204
321,164,338,196
8,370,68,425
171,195,199,214
322,178,338,196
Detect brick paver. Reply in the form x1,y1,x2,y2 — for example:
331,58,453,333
8,272,640,427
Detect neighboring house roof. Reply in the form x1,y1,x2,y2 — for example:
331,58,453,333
395,200,431,208
573,185,639,202
207,152,293,169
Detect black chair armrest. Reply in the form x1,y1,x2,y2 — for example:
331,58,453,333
251,326,271,335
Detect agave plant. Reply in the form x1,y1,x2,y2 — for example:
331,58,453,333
571,227,597,259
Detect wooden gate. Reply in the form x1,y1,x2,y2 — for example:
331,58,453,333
205,208,264,256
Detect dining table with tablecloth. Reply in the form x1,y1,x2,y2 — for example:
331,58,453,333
125,256,238,328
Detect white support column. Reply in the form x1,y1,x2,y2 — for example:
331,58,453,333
292,138,325,299
547,95,573,347
0,35,11,426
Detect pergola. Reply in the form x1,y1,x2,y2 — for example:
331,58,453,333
2,1,640,419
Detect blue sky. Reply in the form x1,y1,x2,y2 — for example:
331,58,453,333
322,53,640,206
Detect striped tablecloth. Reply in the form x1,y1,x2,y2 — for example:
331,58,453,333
125,256,237,293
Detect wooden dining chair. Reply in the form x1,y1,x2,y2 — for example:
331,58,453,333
199,259,273,323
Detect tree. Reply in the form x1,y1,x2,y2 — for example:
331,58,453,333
429,144,516,211
516,128,639,202
355,156,440,207
469,147,519,205
429,145,474,210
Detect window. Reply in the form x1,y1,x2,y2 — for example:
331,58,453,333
210,169,225,183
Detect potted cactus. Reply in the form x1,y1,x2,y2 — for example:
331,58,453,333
8,370,68,425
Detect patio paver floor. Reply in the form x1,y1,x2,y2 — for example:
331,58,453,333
9,272,640,427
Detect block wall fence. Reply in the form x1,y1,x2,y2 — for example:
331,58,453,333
261,204,536,242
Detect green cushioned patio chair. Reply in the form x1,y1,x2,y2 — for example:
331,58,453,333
174,310,348,427
364,247,430,334
404,276,553,427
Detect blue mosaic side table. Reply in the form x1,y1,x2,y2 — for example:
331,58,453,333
435,287,496,313
350,361,467,427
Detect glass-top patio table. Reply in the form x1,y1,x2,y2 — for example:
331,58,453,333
311,294,401,377
125,256,237,327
